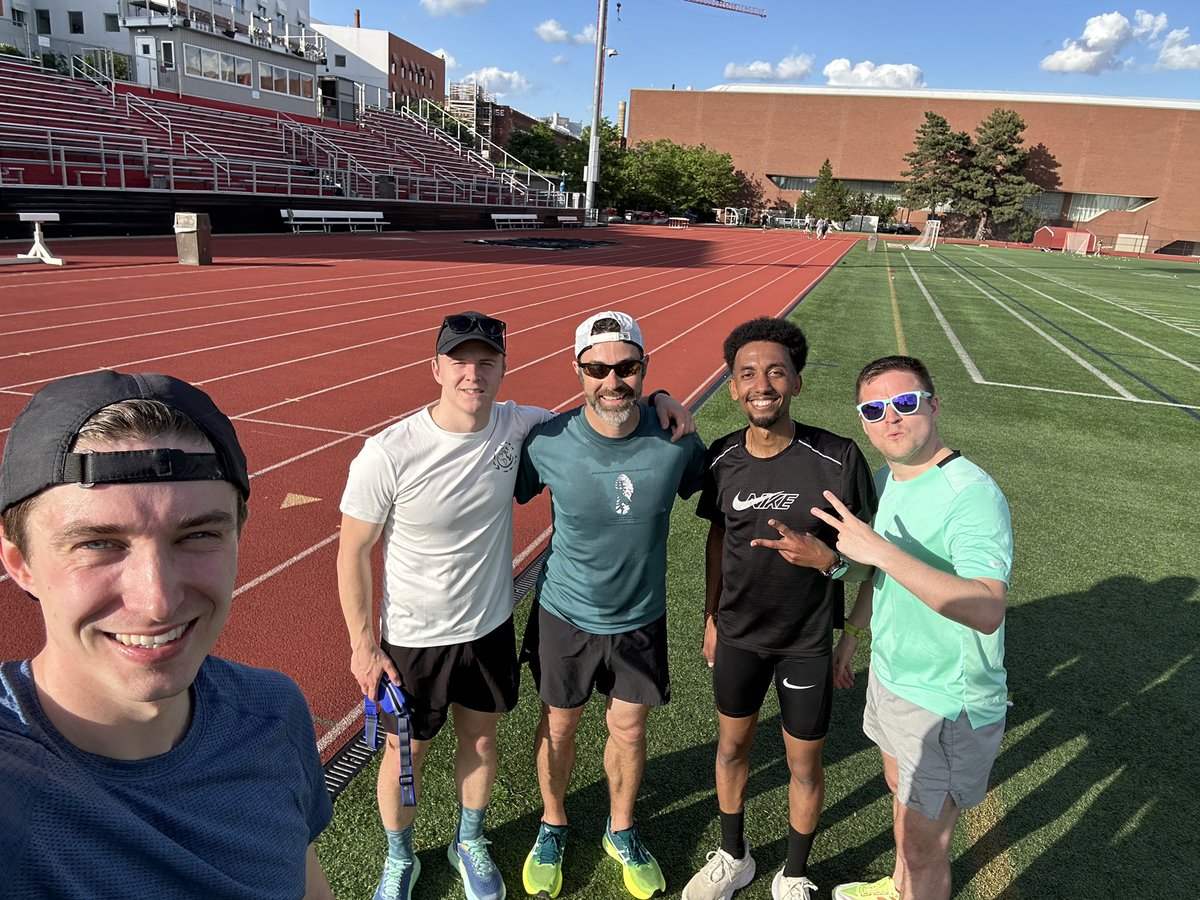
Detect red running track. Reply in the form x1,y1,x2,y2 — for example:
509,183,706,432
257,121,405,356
0,224,853,760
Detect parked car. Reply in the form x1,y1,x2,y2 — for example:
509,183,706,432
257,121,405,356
877,221,920,235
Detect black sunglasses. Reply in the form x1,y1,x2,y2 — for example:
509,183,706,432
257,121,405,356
441,314,506,340
578,358,646,379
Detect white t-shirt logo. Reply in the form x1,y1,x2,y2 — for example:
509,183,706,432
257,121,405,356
614,473,634,515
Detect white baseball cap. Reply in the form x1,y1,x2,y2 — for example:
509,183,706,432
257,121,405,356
574,311,644,358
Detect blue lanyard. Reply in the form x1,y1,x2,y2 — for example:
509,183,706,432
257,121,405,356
364,677,417,806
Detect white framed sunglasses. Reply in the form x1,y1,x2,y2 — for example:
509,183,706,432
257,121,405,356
856,391,933,423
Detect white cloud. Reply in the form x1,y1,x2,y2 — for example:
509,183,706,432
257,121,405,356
420,0,487,16
551,54,569,65
1040,11,1138,74
463,67,531,98
535,19,595,45
1157,26,1200,68
823,59,925,88
535,19,568,42
1133,9,1168,39
433,48,458,70
724,53,813,81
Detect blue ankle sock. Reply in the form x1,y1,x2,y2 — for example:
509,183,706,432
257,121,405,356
458,804,486,842
385,825,414,862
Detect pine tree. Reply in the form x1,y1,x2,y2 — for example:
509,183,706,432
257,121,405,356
900,112,972,214
810,159,849,222
957,108,1043,240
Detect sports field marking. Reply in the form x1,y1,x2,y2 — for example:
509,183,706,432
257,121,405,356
881,243,909,354
981,252,1200,339
900,254,985,382
928,255,1139,399
2,233,812,386
966,258,1200,375
900,256,1198,410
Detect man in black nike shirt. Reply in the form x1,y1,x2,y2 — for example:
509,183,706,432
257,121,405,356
683,317,877,900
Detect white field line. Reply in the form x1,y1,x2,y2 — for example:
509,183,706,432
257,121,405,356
2,232,710,336
932,254,1138,400
2,231,803,389
984,252,1200,339
900,254,984,382
969,260,1200,375
0,239,701,366
903,254,1197,409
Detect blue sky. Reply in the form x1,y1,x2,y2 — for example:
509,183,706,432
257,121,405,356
310,0,1200,123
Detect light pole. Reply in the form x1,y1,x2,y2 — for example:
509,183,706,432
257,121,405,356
584,0,610,219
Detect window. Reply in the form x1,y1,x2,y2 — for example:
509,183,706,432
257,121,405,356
160,40,174,70
299,72,313,98
13,8,27,27
288,68,299,95
236,57,252,86
333,53,345,67
201,47,219,79
68,10,83,33
258,61,271,90
104,12,119,31
184,44,201,76
35,7,50,34
219,51,235,82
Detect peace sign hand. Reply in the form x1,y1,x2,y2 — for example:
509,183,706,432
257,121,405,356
810,490,888,567
750,519,837,570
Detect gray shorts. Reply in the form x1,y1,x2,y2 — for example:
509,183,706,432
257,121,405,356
864,667,1004,820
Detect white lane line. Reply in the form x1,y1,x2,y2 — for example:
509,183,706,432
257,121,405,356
932,254,1138,400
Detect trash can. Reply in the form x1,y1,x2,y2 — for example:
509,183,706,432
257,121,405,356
867,234,878,252
174,212,212,266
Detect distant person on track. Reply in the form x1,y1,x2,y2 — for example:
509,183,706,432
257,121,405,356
683,318,877,900
821,356,1012,900
336,311,693,900
803,215,814,238
0,371,335,899
515,311,707,900
816,219,829,240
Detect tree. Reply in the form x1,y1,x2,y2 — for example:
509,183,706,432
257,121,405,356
900,112,972,214
505,122,564,174
561,118,624,206
956,108,1043,240
810,159,850,222
869,194,898,221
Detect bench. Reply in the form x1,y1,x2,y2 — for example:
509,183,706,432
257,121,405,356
0,212,65,266
280,209,386,234
555,215,582,228
667,217,690,229
491,213,540,230
74,170,107,187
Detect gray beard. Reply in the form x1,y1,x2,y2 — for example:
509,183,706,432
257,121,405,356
590,394,637,426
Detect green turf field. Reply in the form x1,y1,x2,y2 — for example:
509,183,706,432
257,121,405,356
317,243,1199,899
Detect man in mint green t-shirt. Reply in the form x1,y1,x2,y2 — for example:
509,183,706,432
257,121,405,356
515,311,706,900
812,356,1012,900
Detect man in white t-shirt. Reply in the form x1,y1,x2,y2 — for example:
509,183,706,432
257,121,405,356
337,312,691,900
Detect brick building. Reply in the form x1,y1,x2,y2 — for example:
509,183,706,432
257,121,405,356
628,84,1200,255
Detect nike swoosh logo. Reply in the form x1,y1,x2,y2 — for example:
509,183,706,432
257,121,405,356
781,679,815,690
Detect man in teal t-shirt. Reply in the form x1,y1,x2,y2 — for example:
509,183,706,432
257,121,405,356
813,356,1012,900
515,311,706,900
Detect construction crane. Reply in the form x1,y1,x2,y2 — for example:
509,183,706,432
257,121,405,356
682,0,767,17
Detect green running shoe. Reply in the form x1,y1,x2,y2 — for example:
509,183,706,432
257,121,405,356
522,822,567,898
832,875,900,900
602,820,666,899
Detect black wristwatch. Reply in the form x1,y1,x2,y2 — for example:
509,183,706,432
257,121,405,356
820,552,850,579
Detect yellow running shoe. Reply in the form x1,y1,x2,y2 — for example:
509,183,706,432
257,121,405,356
832,875,900,900
602,820,666,899
522,823,566,898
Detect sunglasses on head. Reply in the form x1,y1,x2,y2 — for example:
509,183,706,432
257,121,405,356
856,391,932,423
442,314,506,339
578,358,646,379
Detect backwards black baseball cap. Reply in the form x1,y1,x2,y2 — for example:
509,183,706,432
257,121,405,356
0,371,250,515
